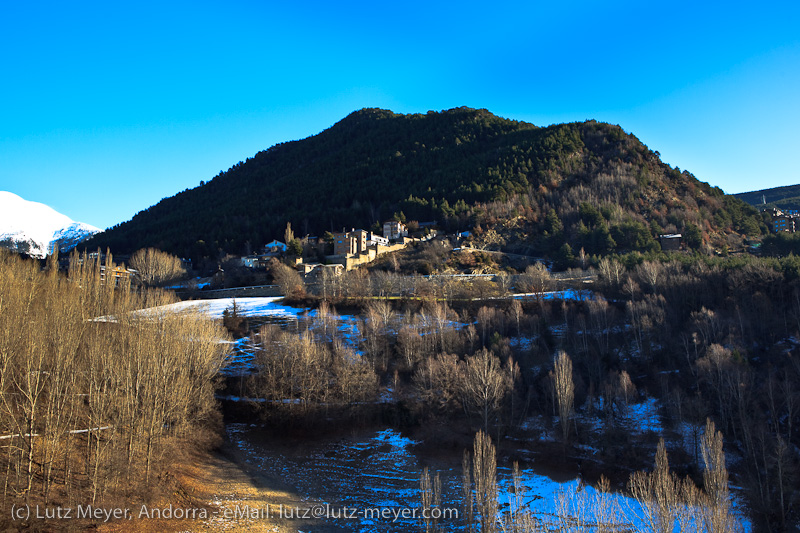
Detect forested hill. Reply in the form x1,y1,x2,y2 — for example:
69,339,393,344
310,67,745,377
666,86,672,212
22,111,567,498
735,184,800,211
86,107,765,261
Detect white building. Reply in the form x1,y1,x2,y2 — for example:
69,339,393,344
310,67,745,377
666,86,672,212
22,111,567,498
383,221,408,241
368,232,389,246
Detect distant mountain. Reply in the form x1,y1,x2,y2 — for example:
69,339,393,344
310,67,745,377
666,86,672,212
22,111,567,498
86,107,765,261
735,184,800,211
0,191,100,259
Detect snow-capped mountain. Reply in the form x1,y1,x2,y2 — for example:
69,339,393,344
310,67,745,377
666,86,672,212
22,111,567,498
0,191,101,259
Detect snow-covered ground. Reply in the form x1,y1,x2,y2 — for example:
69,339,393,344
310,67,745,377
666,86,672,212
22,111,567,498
509,336,536,351
305,307,364,346
135,296,308,320
219,336,259,376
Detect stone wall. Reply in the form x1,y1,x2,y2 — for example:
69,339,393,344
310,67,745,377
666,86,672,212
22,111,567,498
176,284,282,299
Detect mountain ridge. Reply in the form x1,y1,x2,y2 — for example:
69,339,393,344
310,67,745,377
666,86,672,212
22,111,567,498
735,183,800,211
85,107,765,261
0,191,100,258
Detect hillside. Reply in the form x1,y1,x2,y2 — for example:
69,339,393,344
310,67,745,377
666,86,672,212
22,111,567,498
86,107,765,261
735,183,800,211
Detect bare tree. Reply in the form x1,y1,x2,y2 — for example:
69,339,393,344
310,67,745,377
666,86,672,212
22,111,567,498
701,418,736,533
598,257,625,289
470,430,498,533
517,263,551,298
477,306,496,346
414,353,464,412
495,271,512,295
420,467,442,533
270,260,304,297
284,221,294,244
0,249,227,507
587,296,614,354
551,350,574,443
462,349,513,432
397,325,422,371
696,344,735,426
332,343,378,405
509,299,523,338
129,247,186,286
462,450,475,532
636,261,665,293
628,439,698,533
604,369,636,417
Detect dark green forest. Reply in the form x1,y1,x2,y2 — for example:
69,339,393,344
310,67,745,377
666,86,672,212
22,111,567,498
86,107,765,262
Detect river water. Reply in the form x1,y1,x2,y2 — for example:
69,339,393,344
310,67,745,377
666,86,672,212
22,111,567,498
223,422,659,532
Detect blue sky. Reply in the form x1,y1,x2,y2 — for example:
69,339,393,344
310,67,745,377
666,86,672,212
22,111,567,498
1,1,798,230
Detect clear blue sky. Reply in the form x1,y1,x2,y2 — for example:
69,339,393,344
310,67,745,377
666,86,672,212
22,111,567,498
1,1,798,230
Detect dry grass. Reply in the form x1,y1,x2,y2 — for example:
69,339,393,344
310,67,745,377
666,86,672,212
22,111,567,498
97,442,310,533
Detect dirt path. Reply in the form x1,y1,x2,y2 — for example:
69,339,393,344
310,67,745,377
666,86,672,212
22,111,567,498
99,436,336,533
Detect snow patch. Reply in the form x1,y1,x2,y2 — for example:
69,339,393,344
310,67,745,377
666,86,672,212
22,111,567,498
134,297,307,320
